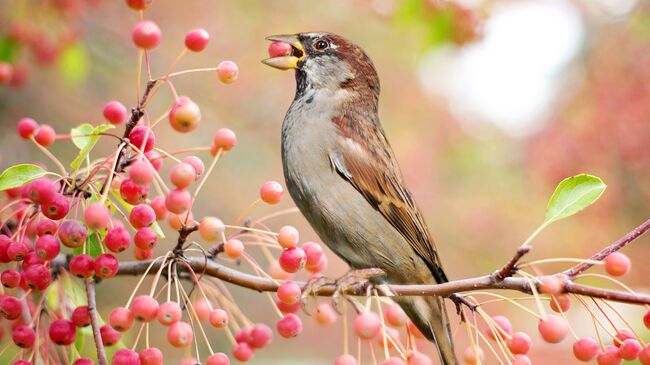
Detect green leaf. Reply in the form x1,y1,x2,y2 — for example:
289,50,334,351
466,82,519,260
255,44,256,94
0,164,47,191
57,43,89,85
0,37,19,63
73,231,106,259
70,124,115,170
74,328,85,354
71,123,95,150
544,174,606,224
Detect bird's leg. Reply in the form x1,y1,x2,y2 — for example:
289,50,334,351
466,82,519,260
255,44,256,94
331,268,385,313
449,293,477,319
300,276,332,315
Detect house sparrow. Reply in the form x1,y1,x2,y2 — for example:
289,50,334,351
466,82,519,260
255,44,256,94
263,32,458,364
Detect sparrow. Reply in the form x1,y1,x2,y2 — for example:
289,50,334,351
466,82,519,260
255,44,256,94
263,32,458,365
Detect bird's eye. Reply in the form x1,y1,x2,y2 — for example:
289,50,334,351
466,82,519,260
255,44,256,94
314,40,329,51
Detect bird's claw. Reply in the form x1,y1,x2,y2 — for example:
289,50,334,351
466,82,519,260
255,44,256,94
300,276,331,315
330,268,386,314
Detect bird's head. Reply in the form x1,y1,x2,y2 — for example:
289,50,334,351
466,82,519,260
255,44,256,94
263,32,380,103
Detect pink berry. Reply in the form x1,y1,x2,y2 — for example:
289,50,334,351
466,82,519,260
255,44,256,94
34,234,60,260
120,178,149,205
511,355,531,365
165,188,191,214
614,328,635,346
134,227,158,250
538,314,568,343
113,349,140,365
382,357,405,365
276,313,302,338
268,41,292,58
100,325,121,346
198,216,224,241
605,252,631,276
24,264,52,290
26,178,55,204
302,242,324,271
71,306,91,327
596,345,622,365
36,219,57,236
139,347,164,365
131,295,159,322
0,295,21,319
134,247,153,260
150,196,168,220
486,315,512,340
315,302,337,325
211,128,237,153
277,225,299,249
84,202,110,231
506,331,532,355
194,299,212,321
205,353,230,365
1,270,21,288
334,355,358,365
13,325,35,348
130,204,156,228
49,319,76,345
539,275,564,295
157,301,182,326
185,28,209,52
384,303,407,327
73,359,94,365
167,321,193,348
103,100,128,124
129,126,155,153
58,220,87,248
42,194,70,220
620,339,642,360
105,226,131,252
129,159,155,185
550,294,571,312
34,125,56,146
406,351,433,365
259,181,283,204
209,308,228,328
232,342,254,362
109,307,135,332
70,254,95,278
132,20,161,49
145,150,163,171
353,312,381,339
167,211,194,230
639,344,650,364
277,281,301,305
224,239,244,258
276,299,300,314
181,156,204,178
95,253,119,279
216,60,238,84
169,96,201,133
170,162,197,188
17,118,38,139
278,247,306,273
249,323,273,348
462,346,485,365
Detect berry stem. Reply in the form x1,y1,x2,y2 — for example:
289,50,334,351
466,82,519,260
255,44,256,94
84,279,108,365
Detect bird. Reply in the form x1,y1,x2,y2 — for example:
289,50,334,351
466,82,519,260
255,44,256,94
263,32,458,365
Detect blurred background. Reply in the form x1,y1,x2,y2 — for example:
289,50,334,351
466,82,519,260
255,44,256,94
1,0,649,363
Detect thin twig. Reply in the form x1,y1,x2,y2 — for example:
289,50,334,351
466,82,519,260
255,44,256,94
85,279,108,365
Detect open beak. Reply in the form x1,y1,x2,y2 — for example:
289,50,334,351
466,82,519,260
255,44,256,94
262,34,305,70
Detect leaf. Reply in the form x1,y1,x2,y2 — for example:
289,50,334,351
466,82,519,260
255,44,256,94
0,164,46,191
71,123,95,150
544,174,606,224
0,37,19,63
70,124,115,170
74,328,85,354
73,231,106,259
57,43,89,85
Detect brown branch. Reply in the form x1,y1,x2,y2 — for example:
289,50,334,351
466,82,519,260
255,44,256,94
564,217,650,278
85,279,108,365
494,245,531,280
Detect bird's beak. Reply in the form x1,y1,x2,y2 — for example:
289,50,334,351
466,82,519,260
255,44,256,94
262,34,305,70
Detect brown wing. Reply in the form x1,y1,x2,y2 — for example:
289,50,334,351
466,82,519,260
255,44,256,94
329,115,448,283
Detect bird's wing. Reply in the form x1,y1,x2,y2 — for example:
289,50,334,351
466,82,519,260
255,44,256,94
329,115,448,283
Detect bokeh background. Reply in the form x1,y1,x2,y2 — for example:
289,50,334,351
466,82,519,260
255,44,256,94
1,0,649,363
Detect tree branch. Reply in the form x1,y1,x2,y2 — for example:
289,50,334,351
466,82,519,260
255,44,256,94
85,279,108,365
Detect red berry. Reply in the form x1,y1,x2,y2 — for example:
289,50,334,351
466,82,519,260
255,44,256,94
259,181,283,204
12,325,35,348
95,253,119,278
73,358,94,365
100,324,121,346
130,204,156,228
169,96,201,133
27,178,56,204
276,313,303,338
573,337,599,361
131,295,159,322
181,156,204,178
249,323,273,348
109,307,135,332
550,294,571,312
211,128,237,153
384,303,407,327
58,220,87,248
302,242,324,271
352,312,380,339
170,162,197,188
620,339,642,360
462,346,484,365
506,331,532,355
538,314,568,343
150,196,168,220
49,319,76,345
125,0,152,10
71,306,91,327
184,28,209,52
7,240,28,261
120,178,149,205
134,247,153,260
605,252,631,276
113,349,140,365
103,100,128,125
276,299,300,314
277,281,301,305
224,239,244,258
129,159,155,185
614,328,635,346
167,321,193,348
639,344,650,364
36,219,57,236
205,353,230,365
105,226,131,252
145,150,163,171
157,301,182,326
34,125,56,146
406,351,432,365
129,126,155,153
23,264,52,290
132,20,161,49
134,227,158,250
165,188,192,214
268,41,292,58
22,251,44,268
34,234,60,260
232,342,254,362
278,247,306,273
17,118,38,139
0,295,22,319
216,60,238,84
645,310,650,330
209,308,228,328
277,226,299,249
1,270,21,288
596,345,622,365
199,216,224,241
139,347,163,365
486,315,512,340
70,254,95,278
41,194,70,220
539,275,564,295
0,62,14,85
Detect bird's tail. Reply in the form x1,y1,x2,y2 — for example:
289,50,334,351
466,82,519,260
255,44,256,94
395,295,458,365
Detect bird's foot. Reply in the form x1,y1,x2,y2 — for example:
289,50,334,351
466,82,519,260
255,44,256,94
449,293,477,319
331,268,385,313
300,275,332,315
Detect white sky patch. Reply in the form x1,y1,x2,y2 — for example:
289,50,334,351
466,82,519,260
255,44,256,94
419,0,584,137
